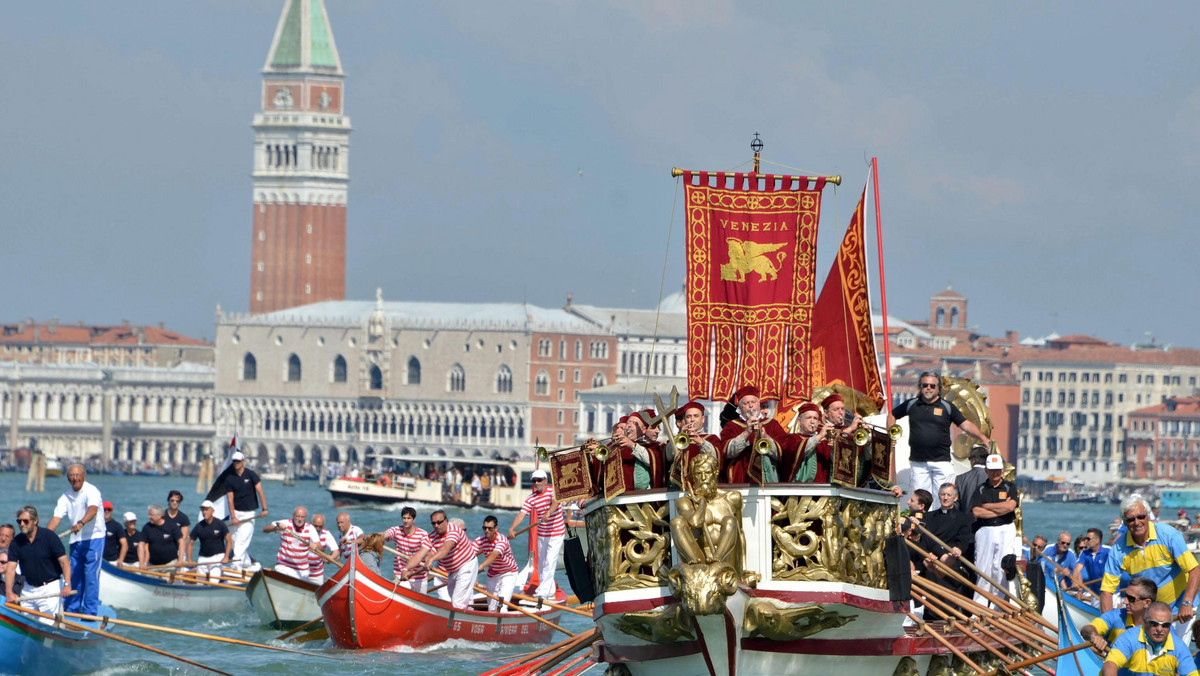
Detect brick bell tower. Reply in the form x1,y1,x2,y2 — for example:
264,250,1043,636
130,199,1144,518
249,0,350,314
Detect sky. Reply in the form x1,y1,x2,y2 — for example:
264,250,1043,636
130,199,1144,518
2,2,1198,346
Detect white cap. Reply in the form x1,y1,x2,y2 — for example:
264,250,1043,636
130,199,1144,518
122,511,137,523
531,469,548,480
231,451,245,461
200,500,215,509
985,453,1004,470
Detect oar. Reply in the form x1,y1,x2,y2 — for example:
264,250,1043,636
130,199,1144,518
510,591,592,617
906,611,984,673
978,643,1094,676
15,589,76,603
384,545,576,638
275,615,324,641
58,609,339,661
5,603,231,676
123,566,246,591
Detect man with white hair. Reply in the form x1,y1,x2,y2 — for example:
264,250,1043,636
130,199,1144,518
263,507,320,580
187,500,231,582
1102,494,1199,636
45,464,105,616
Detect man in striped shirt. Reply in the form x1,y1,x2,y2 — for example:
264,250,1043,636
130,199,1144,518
476,515,518,612
1103,495,1199,637
381,507,432,592
1103,602,1198,676
263,506,321,580
335,512,363,562
404,511,478,610
508,469,564,599
308,513,338,585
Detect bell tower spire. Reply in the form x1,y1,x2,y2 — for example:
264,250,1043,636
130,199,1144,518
249,0,351,314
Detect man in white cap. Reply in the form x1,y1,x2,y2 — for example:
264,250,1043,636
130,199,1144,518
222,451,268,570
507,469,564,599
187,500,231,582
971,453,1019,606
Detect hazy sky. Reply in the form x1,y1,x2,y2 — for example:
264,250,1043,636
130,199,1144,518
3,2,1198,346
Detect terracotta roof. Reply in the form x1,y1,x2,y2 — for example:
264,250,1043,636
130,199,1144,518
931,288,965,300
0,322,209,347
1046,334,1111,348
1128,397,1200,417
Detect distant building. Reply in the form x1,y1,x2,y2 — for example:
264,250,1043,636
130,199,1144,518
249,0,350,314
213,295,615,471
1125,396,1200,481
565,291,687,383
0,319,212,368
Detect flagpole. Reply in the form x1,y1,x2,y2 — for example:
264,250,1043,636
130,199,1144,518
871,157,893,406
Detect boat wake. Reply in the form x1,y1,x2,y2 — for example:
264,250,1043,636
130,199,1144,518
383,638,530,654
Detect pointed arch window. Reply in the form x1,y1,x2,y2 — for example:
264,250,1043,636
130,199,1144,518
370,365,383,390
496,364,513,393
333,355,348,383
448,364,466,392
407,357,421,385
592,372,606,388
535,370,550,396
287,354,301,382
242,353,257,381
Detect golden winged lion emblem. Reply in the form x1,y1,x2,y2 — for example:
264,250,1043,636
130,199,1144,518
719,238,788,283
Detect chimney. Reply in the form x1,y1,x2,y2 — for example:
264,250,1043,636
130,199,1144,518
1166,398,1178,412
1005,330,1018,344
121,319,130,328
47,318,58,333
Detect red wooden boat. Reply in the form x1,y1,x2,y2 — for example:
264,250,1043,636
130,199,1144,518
316,552,565,650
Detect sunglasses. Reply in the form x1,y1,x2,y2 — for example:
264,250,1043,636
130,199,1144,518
104,508,113,511
1125,595,1151,603
1124,514,1148,523
1146,620,1171,629
16,519,30,525
920,383,939,389
431,519,445,526
533,478,546,483
483,526,496,531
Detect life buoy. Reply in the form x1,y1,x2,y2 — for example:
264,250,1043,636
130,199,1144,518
377,475,391,488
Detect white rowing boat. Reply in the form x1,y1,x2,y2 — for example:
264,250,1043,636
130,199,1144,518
246,568,322,628
99,561,249,613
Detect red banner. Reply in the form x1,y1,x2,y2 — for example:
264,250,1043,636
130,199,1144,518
684,172,824,401
810,186,884,404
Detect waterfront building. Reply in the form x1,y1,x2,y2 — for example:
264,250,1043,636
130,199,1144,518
0,319,211,368
1125,396,1200,481
249,0,350,314
565,291,687,383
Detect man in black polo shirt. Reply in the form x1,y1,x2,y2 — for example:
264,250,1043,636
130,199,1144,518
101,501,128,564
223,451,268,571
5,505,71,617
889,372,991,496
187,500,231,582
140,504,185,567
971,453,1018,607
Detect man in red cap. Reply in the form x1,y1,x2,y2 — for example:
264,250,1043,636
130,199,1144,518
613,412,663,490
720,385,798,483
667,401,722,488
821,395,862,436
783,402,835,482
100,501,128,566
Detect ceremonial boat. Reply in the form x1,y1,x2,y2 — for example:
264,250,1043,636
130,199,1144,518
0,603,106,675
246,567,322,628
99,561,249,613
526,149,1066,676
317,551,565,649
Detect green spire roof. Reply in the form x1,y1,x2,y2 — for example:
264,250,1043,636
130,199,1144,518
265,0,343,74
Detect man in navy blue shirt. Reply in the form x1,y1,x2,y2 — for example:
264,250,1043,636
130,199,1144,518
4,505,71,617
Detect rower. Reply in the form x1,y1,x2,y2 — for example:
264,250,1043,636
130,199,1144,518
187,500,231,582
263,506,320,581
45,464,105,616
381,507,433,593
334,512,364,562
507,469,564,600
121,512,146,568
407,512,478,610
100,501,127,567
1082,576,1157,653
141,503,185,568
223,450,268,572
475,515,518,612
5,505,71,619
162,490,191,542
308,514,338,584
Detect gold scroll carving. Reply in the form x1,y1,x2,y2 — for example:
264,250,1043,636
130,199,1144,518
585,501,671,593
770,495,895,586
742,599,856,640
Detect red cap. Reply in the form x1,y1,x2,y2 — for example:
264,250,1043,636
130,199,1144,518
674,401,705,421
102,501,113,510
639,408,656,421
732,385,760,403
617,415,629,425
796,402,821,418
821,394,844,409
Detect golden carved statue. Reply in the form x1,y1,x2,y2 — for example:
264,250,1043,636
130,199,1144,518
614,604,695,643
667,454,757,615
892,657,920,676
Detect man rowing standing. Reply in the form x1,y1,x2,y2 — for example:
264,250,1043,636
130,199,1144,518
187,500,231,582
476,515,518,611
263,507,320,581
308,513,338,584
508,469,564,599
381,507,432,591
335,512,363,562
141,504,185,567
46,464,105,616
404,511,478,610
223,451,268,571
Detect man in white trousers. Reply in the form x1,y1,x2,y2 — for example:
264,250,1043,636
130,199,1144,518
475,515,518,612
403,511,478,610
223,451,268,570
508,469,564,599
971,453,1018,607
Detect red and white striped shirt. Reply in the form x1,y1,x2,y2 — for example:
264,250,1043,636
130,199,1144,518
308,528,337,576
521,488,565,538
474,533,518,577
275,521,320,571
384,526,432,579
428,523,478,574
338,525,364,560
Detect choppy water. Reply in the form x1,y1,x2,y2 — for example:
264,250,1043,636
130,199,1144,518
0,473,1132,676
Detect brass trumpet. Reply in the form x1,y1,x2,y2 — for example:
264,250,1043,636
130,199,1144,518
851,423,904,447
754,437,773,455
593,444,611,462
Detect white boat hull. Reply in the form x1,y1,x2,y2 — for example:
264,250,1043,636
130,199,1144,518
99,562,248,613
246,568,321,628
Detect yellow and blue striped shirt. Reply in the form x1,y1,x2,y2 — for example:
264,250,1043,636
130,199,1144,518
1089,608,1136,645
1106,626,1198,676
1102,522,1198,611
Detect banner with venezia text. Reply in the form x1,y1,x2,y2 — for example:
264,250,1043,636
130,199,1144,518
684,172,824,402
810,186,885,405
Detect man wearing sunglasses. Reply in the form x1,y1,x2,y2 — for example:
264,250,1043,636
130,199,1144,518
475,515,518,612
45,464,106,616
407,512,478,610
1102,601,1198,676
1038,531,1079,591
889,372,991,497
508,469,564,599
1102,495,1199,637
1073,527,1111,596
5,506,71,617
1082,577,1157,653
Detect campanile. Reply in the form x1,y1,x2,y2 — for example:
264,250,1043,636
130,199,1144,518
249,0,350,314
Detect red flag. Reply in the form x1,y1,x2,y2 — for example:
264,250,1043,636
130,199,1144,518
683,172,824,401
809,186,884,403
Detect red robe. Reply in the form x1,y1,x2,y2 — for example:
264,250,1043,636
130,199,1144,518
720,418,796,484
615,441,664,491
668,435,722,489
